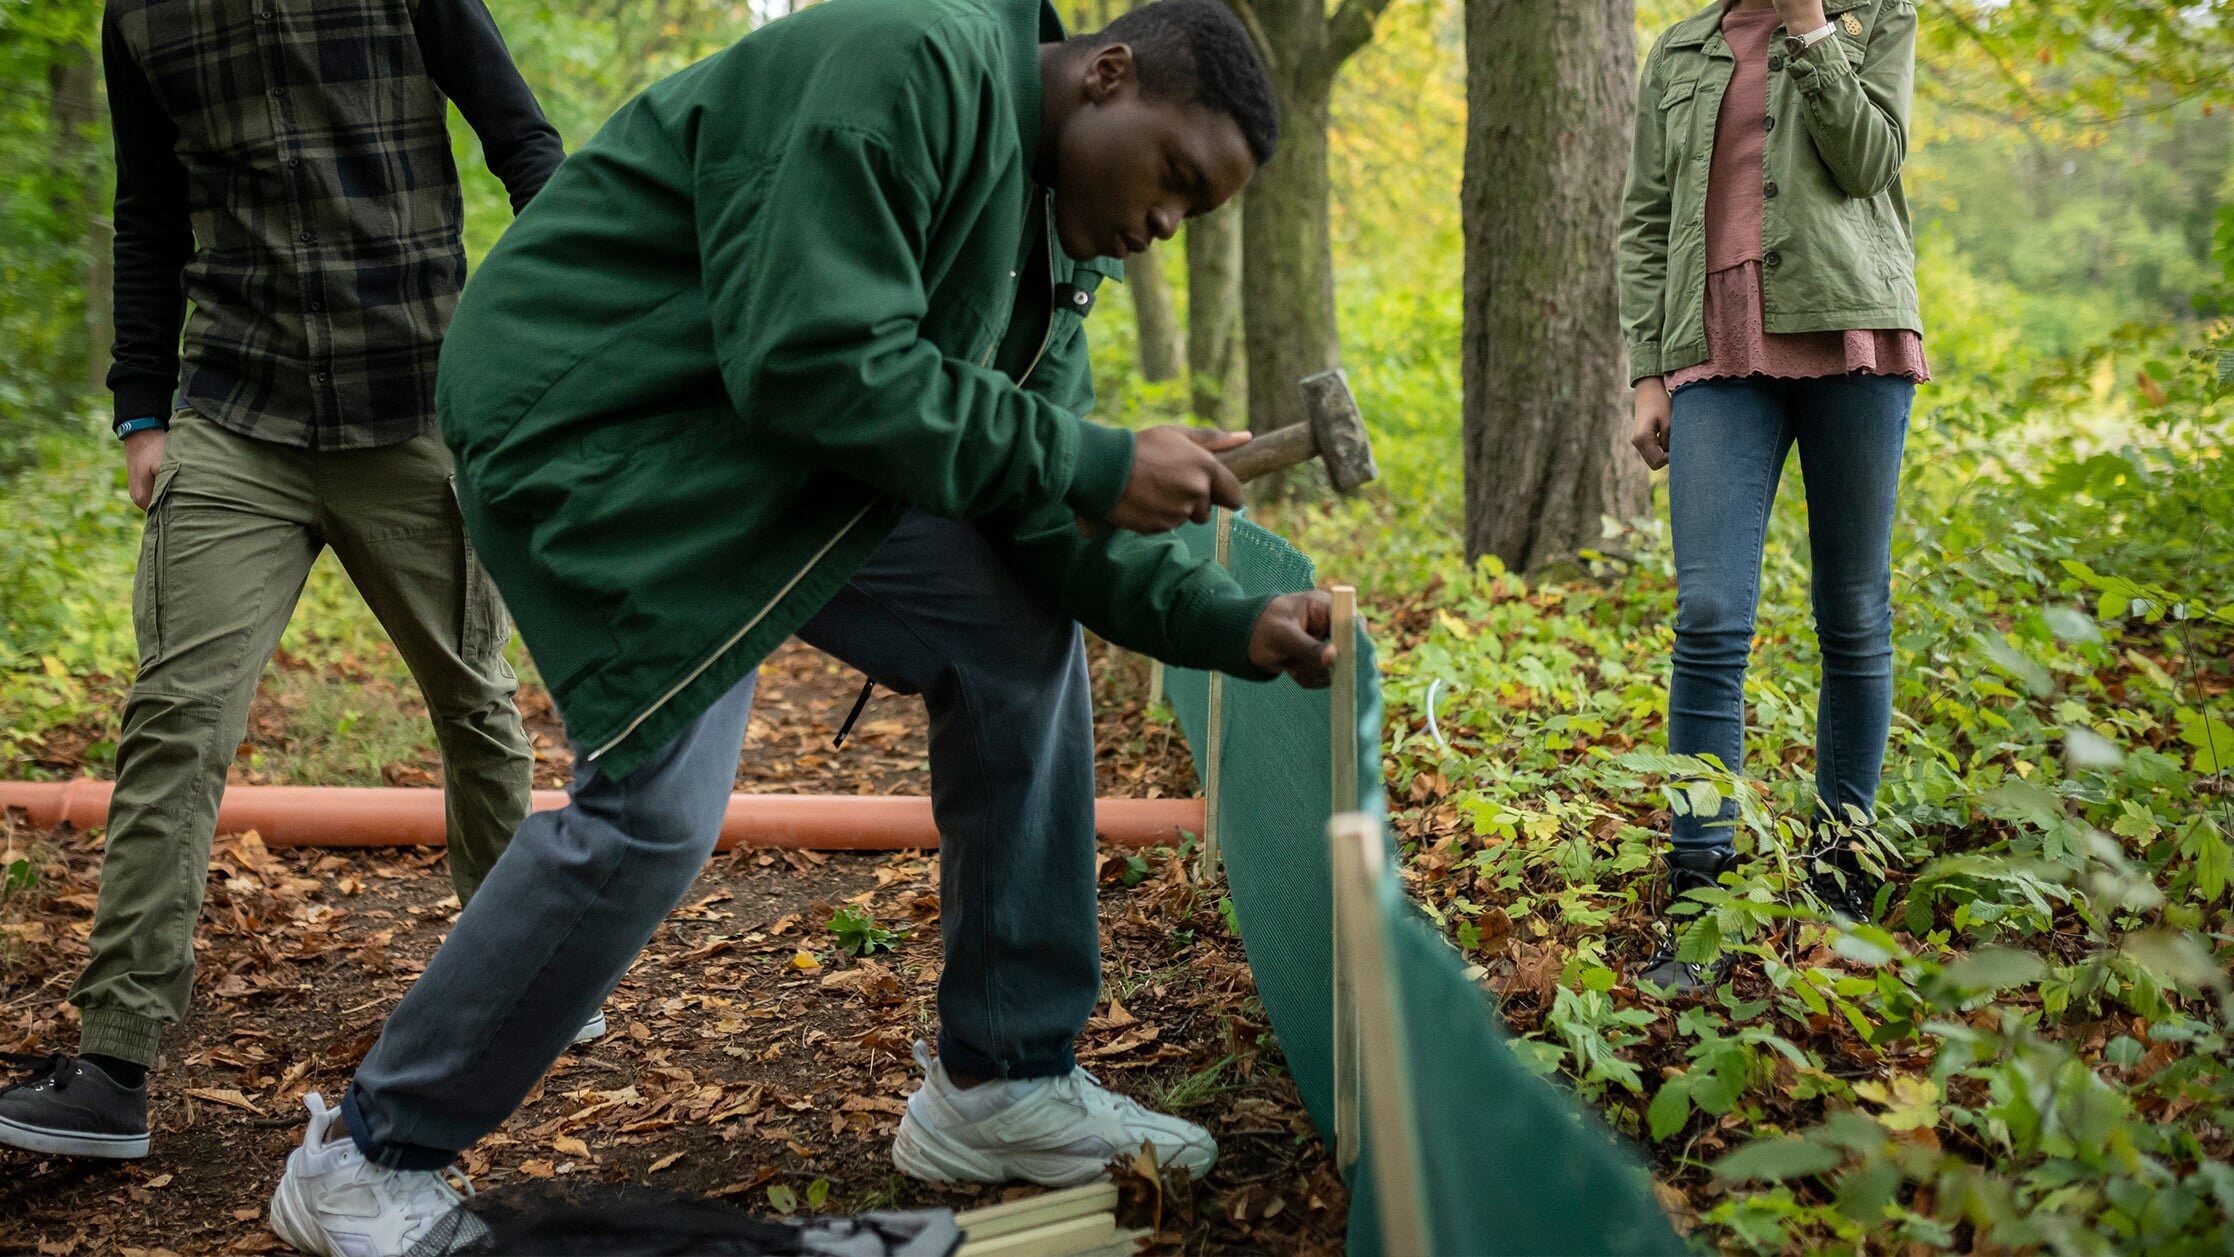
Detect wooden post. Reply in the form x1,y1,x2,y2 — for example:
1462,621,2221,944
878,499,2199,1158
1329,585,1358,815
1147,659,1164,709
1198,508,1235,883
1330,812,1431,1256
1331,837,1360,1176
1328,584,1361,1174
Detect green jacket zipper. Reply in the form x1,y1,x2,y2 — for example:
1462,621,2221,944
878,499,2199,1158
586,498,880,763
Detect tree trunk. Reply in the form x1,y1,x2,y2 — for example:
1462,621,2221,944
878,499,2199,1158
1184,196,1246,427
1461,0,1646,571
1240,87,1334,450
1229,0,1393,494
1128,245,1186,382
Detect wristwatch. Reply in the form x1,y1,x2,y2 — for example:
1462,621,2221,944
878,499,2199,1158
114,415,169,439
1784,21,1837,59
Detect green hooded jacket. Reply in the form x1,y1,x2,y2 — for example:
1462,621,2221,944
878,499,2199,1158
437,0,1273,778
1619,0,1922,383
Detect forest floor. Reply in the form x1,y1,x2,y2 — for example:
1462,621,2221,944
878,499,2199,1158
1,641,1348,1256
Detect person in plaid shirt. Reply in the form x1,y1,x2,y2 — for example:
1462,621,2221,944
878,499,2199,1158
0,0,568,1161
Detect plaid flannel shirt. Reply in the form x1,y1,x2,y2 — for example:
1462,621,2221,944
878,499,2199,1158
103,0,563,448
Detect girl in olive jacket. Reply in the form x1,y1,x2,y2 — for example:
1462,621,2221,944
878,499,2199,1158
1619,0,1927,992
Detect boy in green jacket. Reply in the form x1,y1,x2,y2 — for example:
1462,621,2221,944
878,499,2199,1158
265,0,1332,1248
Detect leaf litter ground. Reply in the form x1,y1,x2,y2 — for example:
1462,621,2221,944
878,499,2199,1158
1,640,1346,1256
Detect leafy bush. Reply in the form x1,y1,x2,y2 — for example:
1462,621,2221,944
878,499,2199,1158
1245,230,2234,1249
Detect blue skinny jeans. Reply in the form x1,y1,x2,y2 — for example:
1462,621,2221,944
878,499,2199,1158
1664,372,1913,852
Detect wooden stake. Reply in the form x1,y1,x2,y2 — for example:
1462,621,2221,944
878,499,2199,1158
1330,812,1431,1256
1328,583,1361,1174
955,1184,1115,1240
1331,841,1360,1178
956,1183,1143,1257
1329,584,1358,815
1198,507,1235,883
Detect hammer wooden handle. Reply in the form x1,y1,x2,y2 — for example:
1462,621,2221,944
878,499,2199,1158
1216,423,1318,483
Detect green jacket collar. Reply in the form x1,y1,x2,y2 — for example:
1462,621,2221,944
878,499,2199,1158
1006,0,1126,284
1005,0,1072,169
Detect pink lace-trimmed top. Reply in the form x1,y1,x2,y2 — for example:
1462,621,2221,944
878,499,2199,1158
1667,4,1928,391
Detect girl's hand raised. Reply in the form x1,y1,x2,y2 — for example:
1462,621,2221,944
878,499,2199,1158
1770,0,1831,35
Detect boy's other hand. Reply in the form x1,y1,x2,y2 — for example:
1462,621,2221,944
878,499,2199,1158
124,429,167,512
1108,426,1248,532
1248,591,1336,687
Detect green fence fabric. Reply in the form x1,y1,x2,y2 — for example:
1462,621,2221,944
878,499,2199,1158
1155,510,1679,1254
1369,875,1684,1255
1159,513,1379,1137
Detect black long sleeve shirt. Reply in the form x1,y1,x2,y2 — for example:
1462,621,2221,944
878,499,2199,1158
103,0,564,446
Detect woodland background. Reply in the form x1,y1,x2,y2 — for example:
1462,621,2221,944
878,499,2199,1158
3,0,2232,1251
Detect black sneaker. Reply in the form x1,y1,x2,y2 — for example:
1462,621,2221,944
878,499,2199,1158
0,1053,150,1158
1804,840,1878,923
1635,847,1738,995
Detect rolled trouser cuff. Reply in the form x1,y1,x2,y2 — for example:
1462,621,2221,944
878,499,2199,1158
77,1007,165,1068
935,1029,1075,1083
341,1081,460,1170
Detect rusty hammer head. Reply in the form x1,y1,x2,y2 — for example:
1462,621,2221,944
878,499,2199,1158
1298,369,1377,493
1215,368,1380,493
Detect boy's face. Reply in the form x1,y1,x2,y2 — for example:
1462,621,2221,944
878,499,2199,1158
1050,46,1256,263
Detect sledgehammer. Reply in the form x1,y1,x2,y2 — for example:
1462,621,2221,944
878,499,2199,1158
1216,368,1379,493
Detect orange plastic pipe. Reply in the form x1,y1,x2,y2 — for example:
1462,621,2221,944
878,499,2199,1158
0,781,1202,851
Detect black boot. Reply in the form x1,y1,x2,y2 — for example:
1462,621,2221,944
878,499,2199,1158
1635,847,1738,995
1804,835,1878,923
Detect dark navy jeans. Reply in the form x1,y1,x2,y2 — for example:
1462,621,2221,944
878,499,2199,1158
344,511,1100,1168
1664,373,1913,852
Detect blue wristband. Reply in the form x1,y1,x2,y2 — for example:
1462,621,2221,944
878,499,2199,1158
115,416,169,440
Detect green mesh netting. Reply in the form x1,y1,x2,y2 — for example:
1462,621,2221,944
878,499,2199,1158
1158,510,1679,1256
1160,514,1378,1137
1357,873,1684,1254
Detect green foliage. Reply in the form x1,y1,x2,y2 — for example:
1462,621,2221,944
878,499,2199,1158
827,904,907,958
0,420,141,767
0,0,2229,1249
0,0,109,471
1257,225,2234,1247
1922,2,2234,125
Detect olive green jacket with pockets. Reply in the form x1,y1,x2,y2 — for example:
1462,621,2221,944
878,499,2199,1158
437,0,1274,779
1619,0,1922,384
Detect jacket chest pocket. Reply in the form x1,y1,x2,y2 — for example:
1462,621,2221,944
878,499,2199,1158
1662,77,1706,166
1659,77,1706,183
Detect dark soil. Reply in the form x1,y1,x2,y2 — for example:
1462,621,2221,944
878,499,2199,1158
0,641,1344,1256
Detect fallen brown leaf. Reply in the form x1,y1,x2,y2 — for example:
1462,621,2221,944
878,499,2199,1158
184,1088,265,1116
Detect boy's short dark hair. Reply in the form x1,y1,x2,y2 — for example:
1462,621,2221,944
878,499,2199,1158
1077,0,1280,166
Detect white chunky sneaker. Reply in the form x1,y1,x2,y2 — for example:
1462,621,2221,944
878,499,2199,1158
573,1009,607,1044
268,1092,474,1256
891,1041,1216,1187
